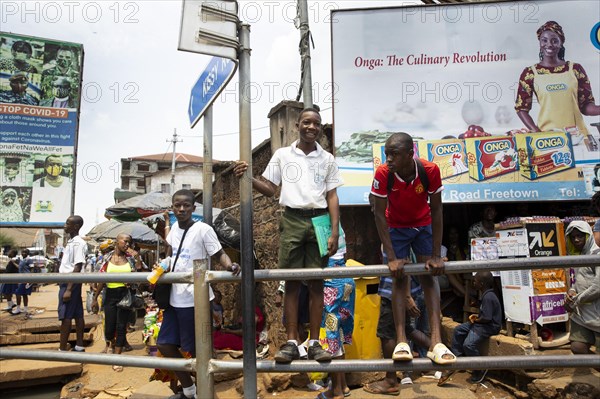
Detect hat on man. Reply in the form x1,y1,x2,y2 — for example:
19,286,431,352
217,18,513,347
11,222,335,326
8,72,28,82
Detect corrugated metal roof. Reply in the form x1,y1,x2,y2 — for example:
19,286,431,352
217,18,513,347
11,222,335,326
125,153,205,163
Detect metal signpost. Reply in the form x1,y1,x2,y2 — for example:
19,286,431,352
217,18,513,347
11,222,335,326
178,1,257,397
188,56,236,128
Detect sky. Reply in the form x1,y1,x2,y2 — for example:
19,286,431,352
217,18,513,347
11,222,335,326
2,0,397,234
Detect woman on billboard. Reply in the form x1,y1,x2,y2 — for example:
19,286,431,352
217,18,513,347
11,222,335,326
515,21,600,134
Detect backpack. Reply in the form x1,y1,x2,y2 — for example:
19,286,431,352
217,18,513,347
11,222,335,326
387,158,429,195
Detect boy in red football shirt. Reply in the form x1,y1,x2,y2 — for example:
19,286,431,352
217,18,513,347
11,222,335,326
371,132,456,365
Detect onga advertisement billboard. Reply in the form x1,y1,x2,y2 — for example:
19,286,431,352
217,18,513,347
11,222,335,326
331,0,600,205
0,32,84,226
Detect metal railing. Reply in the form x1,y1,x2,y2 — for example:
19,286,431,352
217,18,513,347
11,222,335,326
1,255,599,399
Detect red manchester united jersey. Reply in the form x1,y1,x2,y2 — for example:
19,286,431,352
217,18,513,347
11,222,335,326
370,159,443,228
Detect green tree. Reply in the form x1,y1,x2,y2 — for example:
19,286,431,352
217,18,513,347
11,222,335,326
0,231,16,249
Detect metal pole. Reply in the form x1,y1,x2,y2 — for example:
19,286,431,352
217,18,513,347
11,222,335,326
0,349,193,371
2,255,600,284
238,22,257,399
298,0,313,107
0,272,193,284
169,128,179,195
194,259,213,399
203,255,600,282
210,355,600,373
203,106,213,227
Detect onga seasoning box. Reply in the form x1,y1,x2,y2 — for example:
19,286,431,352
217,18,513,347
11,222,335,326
465,136,518,181
417,139,468,179
516,132,574,180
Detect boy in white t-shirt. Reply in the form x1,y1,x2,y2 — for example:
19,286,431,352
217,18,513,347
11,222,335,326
156,189,240,399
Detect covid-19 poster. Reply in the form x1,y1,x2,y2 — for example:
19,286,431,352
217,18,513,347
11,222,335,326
0,32,83,226
331,0,600,205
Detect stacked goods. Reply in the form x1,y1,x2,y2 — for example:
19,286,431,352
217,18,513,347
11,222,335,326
516,132,575,180
563,216,599,225
465,136,518,181
417,139,468,179
458,125,491,138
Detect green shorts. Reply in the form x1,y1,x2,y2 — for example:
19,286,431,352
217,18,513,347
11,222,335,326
569,320,600,348
278,208,328,269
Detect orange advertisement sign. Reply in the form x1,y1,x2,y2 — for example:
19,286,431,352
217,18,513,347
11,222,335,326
532,268,567,295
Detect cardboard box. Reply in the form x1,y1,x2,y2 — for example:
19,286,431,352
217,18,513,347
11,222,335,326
516,132,575,180
417,139,468,179
465,136,518,181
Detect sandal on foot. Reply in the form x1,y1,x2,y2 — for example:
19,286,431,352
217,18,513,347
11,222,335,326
343,387,351,397
391,342,413,361
437,370,458,386
363,381,400,396
426,343,456,365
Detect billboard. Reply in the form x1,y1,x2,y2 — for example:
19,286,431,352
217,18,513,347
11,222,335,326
0,32,84,226
331,0,600,205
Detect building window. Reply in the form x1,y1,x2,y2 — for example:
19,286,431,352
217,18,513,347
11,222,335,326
136,179,145,188
121,177,129,190
137,163,150,172
182,184,191,190
161,184,170,194
122,161,131,171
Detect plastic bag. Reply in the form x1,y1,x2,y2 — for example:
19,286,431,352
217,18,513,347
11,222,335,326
86,289,94,314
213,211,241,249
117,289,144,310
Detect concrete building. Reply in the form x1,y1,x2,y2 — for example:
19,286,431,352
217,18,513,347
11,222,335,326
117,153,212,201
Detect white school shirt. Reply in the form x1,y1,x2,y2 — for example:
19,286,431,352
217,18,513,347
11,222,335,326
59,235,87,273
261,140,343,209
167,221,222,308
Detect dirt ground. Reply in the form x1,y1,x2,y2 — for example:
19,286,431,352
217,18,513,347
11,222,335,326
56,323,515,399
1,284,578,399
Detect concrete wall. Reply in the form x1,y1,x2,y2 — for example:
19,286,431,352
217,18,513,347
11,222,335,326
147,167,204,193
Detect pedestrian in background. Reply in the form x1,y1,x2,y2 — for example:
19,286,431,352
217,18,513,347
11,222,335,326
12,248,33,315
2,249,19,311
564,221,600,361
58,215,87,352
92,233,145,371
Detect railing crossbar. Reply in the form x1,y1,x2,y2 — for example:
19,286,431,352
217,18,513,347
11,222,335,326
1,349,597,374
2,255,595,284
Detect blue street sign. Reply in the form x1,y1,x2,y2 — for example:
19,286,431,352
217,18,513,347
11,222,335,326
188,56,237,128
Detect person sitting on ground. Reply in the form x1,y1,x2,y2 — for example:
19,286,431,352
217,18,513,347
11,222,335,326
211,289,224,329
438,271,501,386
212,305,264,351
91,233,146,371
564,221,600,362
